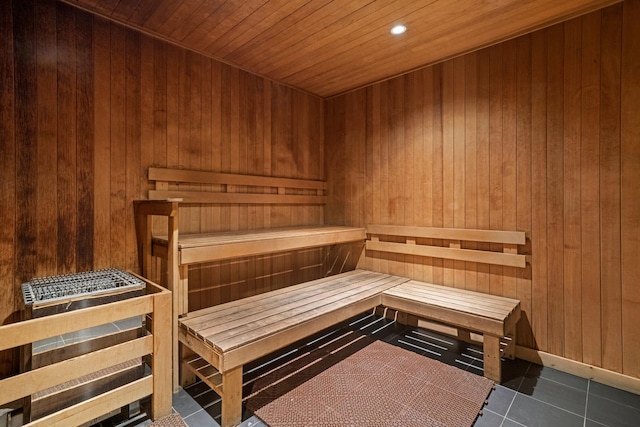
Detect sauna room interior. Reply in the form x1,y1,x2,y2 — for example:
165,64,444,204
1,0,639,426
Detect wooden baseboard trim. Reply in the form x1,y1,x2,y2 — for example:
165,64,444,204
516,346,640,395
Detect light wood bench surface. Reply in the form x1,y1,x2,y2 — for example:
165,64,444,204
152,225,366,265
178,271,522,427
382,280,521,382
179,270,407,427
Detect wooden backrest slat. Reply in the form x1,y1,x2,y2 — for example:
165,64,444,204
149,167,326,190
367,224,525,245
148,190,326,205
366,224,526,268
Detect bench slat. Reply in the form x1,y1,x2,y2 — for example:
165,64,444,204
381,280,521,337
149,167,327,190
153,226,366,265
384,286,514,320
181,270,379,331
394,281,520,313
367,224,525,245
366,240,526,268
203,275,406,352
149,190,326,205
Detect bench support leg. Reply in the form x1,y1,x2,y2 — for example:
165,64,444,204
180,343,197,388
503,328,517,360
221,366,243,427
483,334,502,383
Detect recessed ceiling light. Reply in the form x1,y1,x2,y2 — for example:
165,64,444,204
390,24,406,35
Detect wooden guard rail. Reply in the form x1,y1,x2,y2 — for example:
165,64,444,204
147,167,327,204
366,224,526,268
0,275,172,426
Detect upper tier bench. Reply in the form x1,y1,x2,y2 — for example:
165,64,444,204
134,167,366,389
178,224,526,427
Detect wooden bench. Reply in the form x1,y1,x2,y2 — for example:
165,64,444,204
381,280,520,382
367,224,526,381
134,167,366,388
179,270,408,427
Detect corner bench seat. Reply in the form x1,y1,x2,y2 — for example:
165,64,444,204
152,225,366,265
381,280,521,383
179,269,521,427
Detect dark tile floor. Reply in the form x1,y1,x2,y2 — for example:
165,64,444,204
120,312,640,427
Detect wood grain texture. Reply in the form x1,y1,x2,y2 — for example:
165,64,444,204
620,0,640,378
1,0,324,377
325,4,640,376
0,0,16,375
61,0,620,96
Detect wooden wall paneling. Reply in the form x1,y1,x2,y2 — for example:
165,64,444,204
326,98,345,226
546,23,565,357
218,63,231,302
93,17,111,270
35,0,58,277
75,9,95,272
57,3,78,274
125,30,142,272
489,44,504,296
389,76,405,277
346,90,366,229
453,57,466,289
464,53,478,292
198,56,214,309
379,82,390,275
109,24,127,270
475,48,491,294
165,44,180,169
502,39,518,300
247,72,261,234
152,39,167,168
599,3,622,373
530,29,549,352
229,68,241,234
188,52,204,303
431,66,444,285
262,79,272,229
408,71,425,281
140,35,155,214
516,35,534,348
620,0,640,378
420,67,434,284
14,0,39,286
563,17,583,362
365,85,381,273
0,0,16,370
251,74,265,229
442,61,455,287
580,10,602,367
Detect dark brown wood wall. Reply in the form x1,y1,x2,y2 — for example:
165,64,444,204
0,0,324,375
325,1,640,377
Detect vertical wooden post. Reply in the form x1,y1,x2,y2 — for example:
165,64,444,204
151,289,172,420
179,264,189,315
167,212,180,392
483,334,502,383
221,366,243,427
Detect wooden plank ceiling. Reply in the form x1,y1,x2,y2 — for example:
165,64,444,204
61,0,620,97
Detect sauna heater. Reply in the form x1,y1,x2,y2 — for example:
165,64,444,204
21,269,147,422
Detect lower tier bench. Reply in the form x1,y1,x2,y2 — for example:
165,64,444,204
178,270,521,427
178,270,406,427
381,280,521,383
